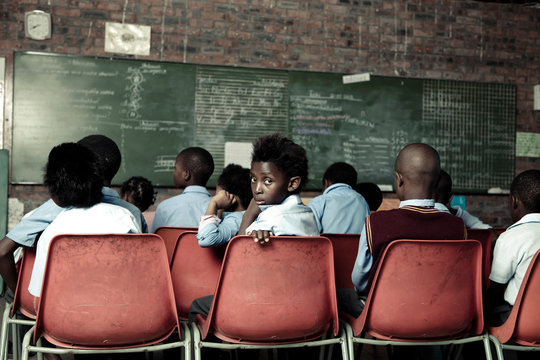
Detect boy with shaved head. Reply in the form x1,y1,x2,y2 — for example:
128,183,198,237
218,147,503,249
340,143,466,317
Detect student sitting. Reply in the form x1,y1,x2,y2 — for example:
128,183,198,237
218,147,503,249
308,162,370,234
188,133,318,321
197,164,252,247
354,182,383,212
341,143,466,318
0,134,146,294
120,176,156,212
486,169,540,326
433,169,491,229
238,133,319,244
28,142,142,297
151,147,214,231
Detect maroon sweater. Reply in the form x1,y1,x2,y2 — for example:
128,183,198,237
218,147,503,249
366,205,467,287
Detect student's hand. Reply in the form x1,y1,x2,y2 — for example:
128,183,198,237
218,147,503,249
212,189,236,210
245,198,262,218
248,229,274,246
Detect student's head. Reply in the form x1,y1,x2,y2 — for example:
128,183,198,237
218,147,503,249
433,170,453,205
394,143,440,201
509,169,540,222
44,142,103,208
173,147,214,188
250,133,308,205
354,182,383,211
217,164,252,210
77,134,121,186
120,176,156,212
322,162,357,189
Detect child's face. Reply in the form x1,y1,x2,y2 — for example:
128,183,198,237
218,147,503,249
250,161,290,206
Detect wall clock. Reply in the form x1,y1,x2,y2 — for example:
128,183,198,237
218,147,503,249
24,10,52,40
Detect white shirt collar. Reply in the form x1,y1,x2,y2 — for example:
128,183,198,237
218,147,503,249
508,213,540,230
399,199,435,208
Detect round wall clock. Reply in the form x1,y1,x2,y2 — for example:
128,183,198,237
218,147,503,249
24,10,52,40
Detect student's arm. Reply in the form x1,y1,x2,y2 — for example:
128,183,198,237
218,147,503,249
351,227,372,293
197,212,243,247
238,199,271,245
204,190,236,216
0,236,21,292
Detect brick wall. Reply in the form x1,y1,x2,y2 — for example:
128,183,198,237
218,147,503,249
1,0,540,227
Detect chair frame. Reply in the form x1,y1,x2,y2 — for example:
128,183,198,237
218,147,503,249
341,239,492,360
0,247,38,360
18,233,191,360
488,250,540,360
191,235,349,360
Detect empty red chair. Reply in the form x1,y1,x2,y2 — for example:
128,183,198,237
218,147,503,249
341,239,492,360
169,231,225,320
154,226,197,264
20,234,190,360
488,250,540,360
321,233,360,289
191,235,347,360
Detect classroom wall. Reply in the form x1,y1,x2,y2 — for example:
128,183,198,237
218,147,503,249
1,0,540,228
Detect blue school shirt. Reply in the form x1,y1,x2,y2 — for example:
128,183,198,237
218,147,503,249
151,185,211,231
197,211,244,247
6,187,148,247
245,194,319,236
308,183,370,234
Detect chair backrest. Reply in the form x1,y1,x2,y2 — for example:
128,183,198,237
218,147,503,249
467,228,493,289
201,235,339,344
321,233,360,289
170,231,225,320
154,226,197,264
350,239,483,340
12,247,37,319
492,250,540,346
34,233,179,348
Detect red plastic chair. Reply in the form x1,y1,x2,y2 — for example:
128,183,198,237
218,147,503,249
341,239,492,360
467,228,494,289
191,235,347,360
169,231,225,320
154,226,197,264
0,247,37,360
19,234,190,360
321,233,360,289
488,250,540,360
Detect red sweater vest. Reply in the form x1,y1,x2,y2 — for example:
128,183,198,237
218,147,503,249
366,205,467,287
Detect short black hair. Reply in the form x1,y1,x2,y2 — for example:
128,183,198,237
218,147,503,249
433,170,452,204
251,133,308,193
77,135,121,183
354,182,383,211
323,162,357,187
217,164,252,209
510,169,540,213
178,147,214,186
44,142,103,208
120,176,156,212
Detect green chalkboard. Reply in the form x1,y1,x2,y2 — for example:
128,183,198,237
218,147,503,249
13,52,195,186
12,52,516,192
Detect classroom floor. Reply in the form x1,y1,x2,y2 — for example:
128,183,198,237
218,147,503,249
0,296,389,360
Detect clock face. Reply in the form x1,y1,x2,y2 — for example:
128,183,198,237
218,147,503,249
25,11,51,40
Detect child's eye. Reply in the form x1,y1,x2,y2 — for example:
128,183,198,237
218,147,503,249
264,178,273,185
250,177,256,183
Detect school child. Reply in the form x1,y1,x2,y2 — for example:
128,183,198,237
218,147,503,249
354,182,383,212
189,133,319,321
486,169,540,326
197,164,252,247
120,176,156,212
0,135,146,294
340,143,466,318
433,169,491,229
308,162,370,234
26,142,141,298
151,147,214,231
